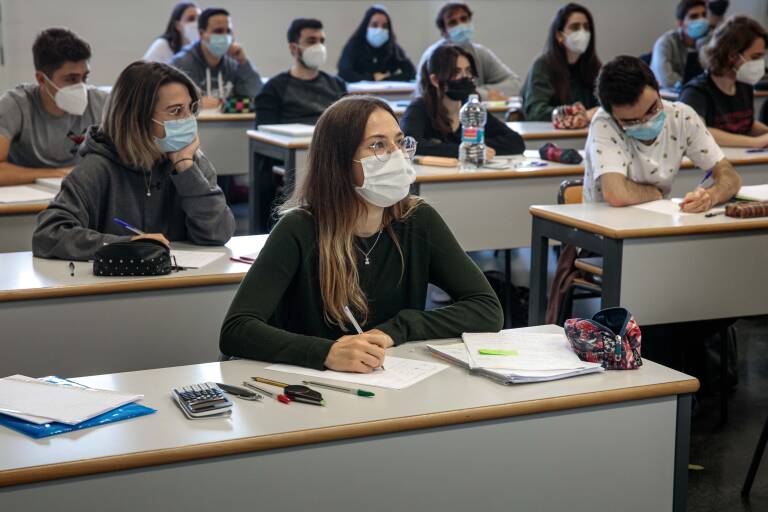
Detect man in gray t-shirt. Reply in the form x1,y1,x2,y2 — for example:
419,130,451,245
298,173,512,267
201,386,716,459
0,28,108,186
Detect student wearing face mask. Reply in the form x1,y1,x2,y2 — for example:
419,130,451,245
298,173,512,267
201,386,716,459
651,0,709,89
0,28,108,187
416,2,520,101
32,61,235,261
221,95,502,371
143,2,201,64
680,16,768,148
401,44,524,159
171,7,262,110
583,56,741,212
521,3,601,122
337,5,416,83
255,18,347,127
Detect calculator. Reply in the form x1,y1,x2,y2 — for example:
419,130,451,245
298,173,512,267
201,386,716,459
171,382,233,419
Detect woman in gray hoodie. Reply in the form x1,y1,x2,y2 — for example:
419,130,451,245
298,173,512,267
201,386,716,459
33,61,235,260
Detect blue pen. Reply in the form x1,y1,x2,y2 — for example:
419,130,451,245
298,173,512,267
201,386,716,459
698,169,713,188
746,148,768,153
113,217,145,236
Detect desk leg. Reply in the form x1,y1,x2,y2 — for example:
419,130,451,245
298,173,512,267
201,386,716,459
600,237,623,309
283,150,297,200
529,216,549,325
673,393,692,512
248,149,276,234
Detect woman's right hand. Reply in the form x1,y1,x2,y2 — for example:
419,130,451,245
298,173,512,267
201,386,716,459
325,334,388,373
132,233,170,247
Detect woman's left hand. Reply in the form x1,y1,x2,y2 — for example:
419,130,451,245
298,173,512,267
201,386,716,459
168,135,200,173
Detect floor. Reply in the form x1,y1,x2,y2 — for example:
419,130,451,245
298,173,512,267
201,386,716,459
230,203,768,511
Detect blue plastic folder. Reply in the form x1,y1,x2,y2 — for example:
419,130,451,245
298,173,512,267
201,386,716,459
0,376,155,439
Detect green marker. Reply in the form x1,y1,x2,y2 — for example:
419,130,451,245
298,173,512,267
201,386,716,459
302,380,375,397
478,349,519,356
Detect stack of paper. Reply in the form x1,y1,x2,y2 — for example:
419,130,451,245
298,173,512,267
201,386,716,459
0,185,56,204
736,184,768,202
0,374,144,425
170,250,224,269
632,199,725,217
35,177,64,191
440,331,604,384
259,123,315,137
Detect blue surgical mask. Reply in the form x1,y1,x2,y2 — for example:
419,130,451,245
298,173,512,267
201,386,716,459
623,110,667,141
366,27,389,48
447,23,475,45
153,116,198,153
205,33,233,58
686,19,709,40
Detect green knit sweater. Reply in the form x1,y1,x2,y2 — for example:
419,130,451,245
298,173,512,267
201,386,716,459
220,202,503,369
521,56,598,121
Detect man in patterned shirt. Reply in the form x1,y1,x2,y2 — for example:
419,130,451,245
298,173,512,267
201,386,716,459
583,55,741,212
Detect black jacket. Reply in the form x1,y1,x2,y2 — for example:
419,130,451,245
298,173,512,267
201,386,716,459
337,37,416,83
400,97,525,157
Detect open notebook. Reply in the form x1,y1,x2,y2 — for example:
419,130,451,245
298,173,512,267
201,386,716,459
427,343,603,384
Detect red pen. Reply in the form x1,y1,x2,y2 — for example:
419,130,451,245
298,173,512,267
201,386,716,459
243,382,290,404
229,257,253,265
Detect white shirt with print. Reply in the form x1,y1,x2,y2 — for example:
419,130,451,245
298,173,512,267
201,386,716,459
583,100,724,202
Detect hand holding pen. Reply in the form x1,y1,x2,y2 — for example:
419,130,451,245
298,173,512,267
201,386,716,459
679,170,714,213
113,218,170,247
322,306,392,373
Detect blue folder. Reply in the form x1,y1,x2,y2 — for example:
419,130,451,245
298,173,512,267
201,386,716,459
0,376,155,439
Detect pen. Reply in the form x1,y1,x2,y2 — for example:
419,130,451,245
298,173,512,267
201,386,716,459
242,381,291,404
68,261,75,277
705,212,724,217
746,148,768,153
698,169,713,187
229,257,253,265
301,380,375,397
343,305,386,371
113,217,145,236
252,377,325,406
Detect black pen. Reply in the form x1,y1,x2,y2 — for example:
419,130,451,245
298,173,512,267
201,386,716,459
705,212,724,218
68,261,75,276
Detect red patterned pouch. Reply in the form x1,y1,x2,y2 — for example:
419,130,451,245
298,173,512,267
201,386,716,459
564,307,642,370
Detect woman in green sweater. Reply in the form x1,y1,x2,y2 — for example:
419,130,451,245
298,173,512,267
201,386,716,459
521,3,601,123
220,96,503,372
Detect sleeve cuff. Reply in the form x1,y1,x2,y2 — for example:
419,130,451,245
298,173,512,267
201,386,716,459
306,338,336,370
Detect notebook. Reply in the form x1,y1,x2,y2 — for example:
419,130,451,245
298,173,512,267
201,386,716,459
736,184,768,202
259,123,315,137
0,185,56,204
631,199,725,217
427,343,603,384
170,250,224,269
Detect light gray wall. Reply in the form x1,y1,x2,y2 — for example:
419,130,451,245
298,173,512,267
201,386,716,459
0,0,766,90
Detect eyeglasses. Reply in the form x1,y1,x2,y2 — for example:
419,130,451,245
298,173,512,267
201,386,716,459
156,101,201,120
616,99,663,128
366,136,418,162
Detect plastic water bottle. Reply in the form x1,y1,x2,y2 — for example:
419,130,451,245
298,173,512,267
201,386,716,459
459,94,487,172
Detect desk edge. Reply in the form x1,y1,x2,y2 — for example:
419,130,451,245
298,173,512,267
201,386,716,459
0,378,698,487
417,167,582,183
0,202,49,215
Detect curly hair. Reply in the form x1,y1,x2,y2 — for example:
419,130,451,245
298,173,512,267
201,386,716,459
701,15,768,77
32,28,91,76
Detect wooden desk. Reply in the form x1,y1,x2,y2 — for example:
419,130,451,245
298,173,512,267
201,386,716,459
0,235,266,378
507,121,588,150
0,326,698,512
528,203,768,326
198,110,255,176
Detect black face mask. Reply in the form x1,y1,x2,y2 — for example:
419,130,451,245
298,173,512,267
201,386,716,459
444,77,475,102
708,0,729,16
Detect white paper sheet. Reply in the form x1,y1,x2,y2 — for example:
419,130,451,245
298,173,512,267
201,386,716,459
736,184,768,202
462,332,594,371
0,185,56,203
259,123,315,137
631,199,724,217
0,375,143,425
265,356,448,390
34,177,64,191
170,250,224,269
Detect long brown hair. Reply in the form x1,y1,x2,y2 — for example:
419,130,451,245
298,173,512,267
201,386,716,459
417,44,477,135
102,61,200,170
280,96,421,329
702,15,768,76
542,3,601,105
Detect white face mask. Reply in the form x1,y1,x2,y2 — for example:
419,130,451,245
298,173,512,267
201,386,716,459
355,150,416,208
564,30,591,55
736,55,765,86
42,75,88,116
181,21,199,44
300,43,327,70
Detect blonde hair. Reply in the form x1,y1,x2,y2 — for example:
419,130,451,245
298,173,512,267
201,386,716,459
280,96,422,329
102,61,200,170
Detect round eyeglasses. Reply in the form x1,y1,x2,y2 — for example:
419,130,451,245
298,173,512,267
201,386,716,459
366,136,418,162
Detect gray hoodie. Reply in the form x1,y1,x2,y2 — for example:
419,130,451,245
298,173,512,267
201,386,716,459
32,126,235,260
170,42,262,99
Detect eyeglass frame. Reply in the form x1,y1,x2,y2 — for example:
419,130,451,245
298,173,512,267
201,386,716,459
153,100,201,121
363,135,418,163
614,96,664,128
